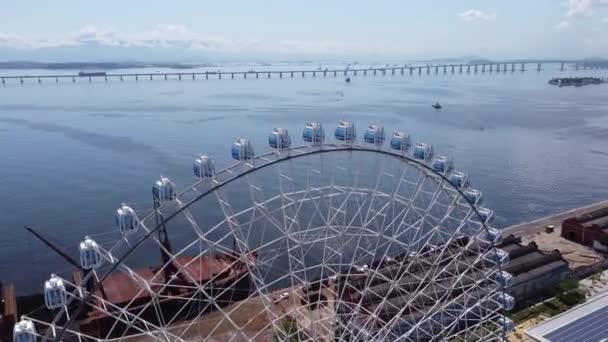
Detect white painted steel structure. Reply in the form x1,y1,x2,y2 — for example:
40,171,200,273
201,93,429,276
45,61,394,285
18,122,513,341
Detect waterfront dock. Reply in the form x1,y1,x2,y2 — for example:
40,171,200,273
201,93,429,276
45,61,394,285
503,200,608,269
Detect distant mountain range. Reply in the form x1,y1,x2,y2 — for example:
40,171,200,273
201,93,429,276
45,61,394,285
0,44,299,66
0,61,215,70
0,47,604,70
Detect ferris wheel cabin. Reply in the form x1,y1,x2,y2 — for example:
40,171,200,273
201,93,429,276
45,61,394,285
389,131,411,152
335,120,356,143
463,188,482,205
193,154,216,178
364,125,385,145
268,128,291,150
432,155,453,173
302,121,325,145
496,293,515,311
115,204,139,233
79,236,102,270
152,177,177,204
449,171,468,188
44,274,67,310
495,271,514,288
477,207,494,224
13,319,36,342
231,138,254,161
413,142,433,161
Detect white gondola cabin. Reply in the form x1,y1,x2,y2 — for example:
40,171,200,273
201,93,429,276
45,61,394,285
193,155,215,178
487,249,509,267
449,171,468,188
463,188,482,205
482,227,503,245
363,125,385,146
115,204,138,233
13,319,36,342
44,274,67,309
389,131,411,152
413,142,433,161
335,120,356,143
231,138,254,161
152,177,176,203
269,128,291,150
431,155,453,173
79,236,102,270
477,207,494,224
496,293,515,311
498,317,514,332
302,121,325,145
495,271,513,288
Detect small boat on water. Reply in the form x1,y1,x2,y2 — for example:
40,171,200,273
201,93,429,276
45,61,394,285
345,77,351,83
432,102,442,109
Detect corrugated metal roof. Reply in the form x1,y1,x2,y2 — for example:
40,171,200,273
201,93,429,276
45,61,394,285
575,207,608,224
511,260,568,286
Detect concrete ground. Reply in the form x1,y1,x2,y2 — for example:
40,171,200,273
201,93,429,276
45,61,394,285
519,227,602,269
503,200,608,269
119,283,337,341
503,200,608,238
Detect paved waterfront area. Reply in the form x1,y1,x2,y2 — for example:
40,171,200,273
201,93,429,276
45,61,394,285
503,200,608,269
503,200,608,238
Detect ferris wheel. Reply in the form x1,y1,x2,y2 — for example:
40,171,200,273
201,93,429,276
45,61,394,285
15,121,515,342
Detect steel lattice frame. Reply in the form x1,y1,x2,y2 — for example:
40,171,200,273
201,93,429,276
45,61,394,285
23,143,511,342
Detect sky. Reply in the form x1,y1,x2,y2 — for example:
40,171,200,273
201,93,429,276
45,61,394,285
0,0,607,61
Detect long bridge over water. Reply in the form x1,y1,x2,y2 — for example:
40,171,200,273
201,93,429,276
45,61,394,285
2,61,607,85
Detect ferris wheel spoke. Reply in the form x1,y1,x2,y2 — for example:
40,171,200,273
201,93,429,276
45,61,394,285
361,209,483,339
210,186,293,338
397,251,499,340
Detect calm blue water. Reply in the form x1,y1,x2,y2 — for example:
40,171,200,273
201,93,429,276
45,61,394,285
1,64,607,294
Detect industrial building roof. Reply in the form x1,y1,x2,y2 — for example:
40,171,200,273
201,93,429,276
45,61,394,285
526,292,608,342
575,207,608,224
511,261,568,286
498,235,568,280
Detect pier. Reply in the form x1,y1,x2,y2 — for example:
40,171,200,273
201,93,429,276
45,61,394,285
1,61,606,85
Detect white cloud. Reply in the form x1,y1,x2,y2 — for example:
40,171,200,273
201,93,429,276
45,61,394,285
568,0,593,16
0,24,379,55
459,9,497,22
567,0,608,17
555,20,572,29
0,25,266,52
